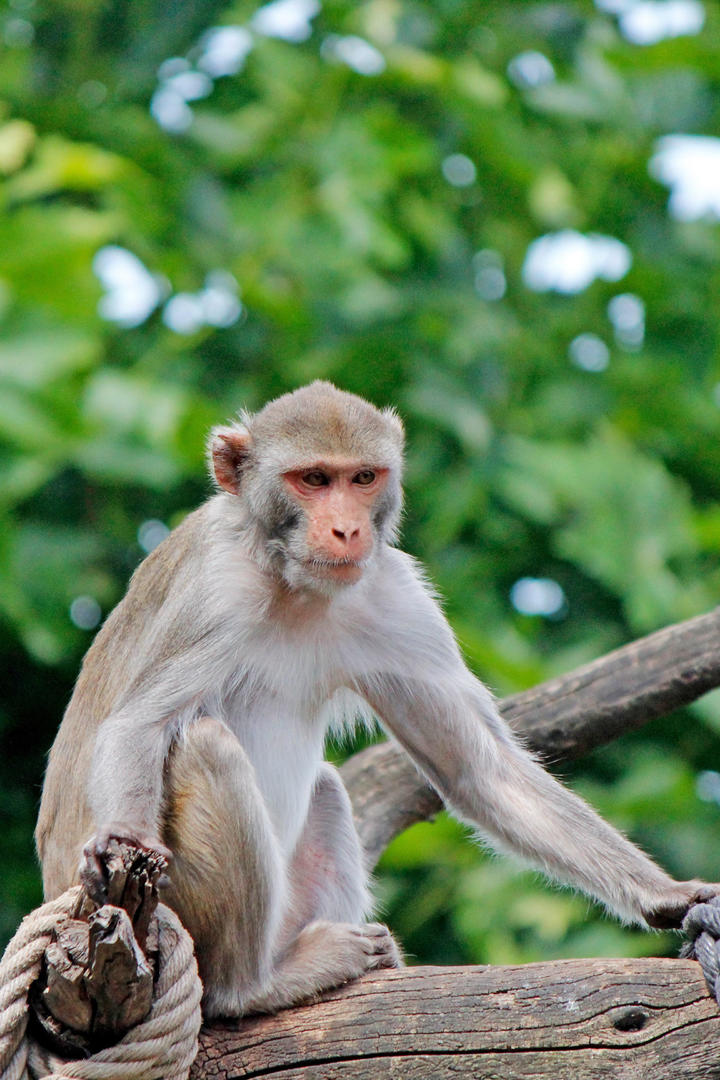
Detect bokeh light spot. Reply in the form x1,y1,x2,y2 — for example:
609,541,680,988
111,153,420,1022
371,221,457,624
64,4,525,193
70,596,102,631
511,578,567,618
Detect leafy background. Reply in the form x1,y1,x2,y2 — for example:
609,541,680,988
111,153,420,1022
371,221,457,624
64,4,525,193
1,0,720,969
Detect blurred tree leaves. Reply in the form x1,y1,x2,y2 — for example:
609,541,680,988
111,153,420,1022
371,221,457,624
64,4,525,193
1,0,720,966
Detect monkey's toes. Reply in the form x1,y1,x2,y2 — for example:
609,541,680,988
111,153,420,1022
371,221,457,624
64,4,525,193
362,923,403,968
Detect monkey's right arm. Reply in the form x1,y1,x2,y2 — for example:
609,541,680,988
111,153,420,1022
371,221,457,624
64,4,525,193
82,625,227,874
38,663,201,900
37,508,233,896
360,663,719,928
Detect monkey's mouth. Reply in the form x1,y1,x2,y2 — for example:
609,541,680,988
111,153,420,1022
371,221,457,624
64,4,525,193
305,557,366,582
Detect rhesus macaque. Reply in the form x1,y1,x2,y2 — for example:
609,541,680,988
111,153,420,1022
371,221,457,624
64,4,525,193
36,382,717,1018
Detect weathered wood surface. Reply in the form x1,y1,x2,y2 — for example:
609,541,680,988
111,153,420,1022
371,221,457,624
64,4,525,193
193,959,720,1079
342,606,720,867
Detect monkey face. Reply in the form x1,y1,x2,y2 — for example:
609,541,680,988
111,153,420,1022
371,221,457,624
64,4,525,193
208,383,404,595
279,461,389,590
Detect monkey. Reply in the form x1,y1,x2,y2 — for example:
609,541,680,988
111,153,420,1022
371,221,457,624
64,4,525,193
36,380,719,1019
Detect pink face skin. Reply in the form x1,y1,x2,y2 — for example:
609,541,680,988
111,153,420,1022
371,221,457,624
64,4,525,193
282,461,389,584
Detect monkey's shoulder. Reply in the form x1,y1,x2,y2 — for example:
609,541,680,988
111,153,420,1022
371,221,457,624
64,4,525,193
103,501,232,629
66,507,214,702
370,546,443,612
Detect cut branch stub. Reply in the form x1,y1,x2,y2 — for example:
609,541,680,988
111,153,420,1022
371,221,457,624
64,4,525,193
87,905,154,1043
29,840,166,1056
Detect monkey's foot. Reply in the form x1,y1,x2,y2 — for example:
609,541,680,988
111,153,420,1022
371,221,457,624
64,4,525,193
233,921,403,1018
322,920,403,974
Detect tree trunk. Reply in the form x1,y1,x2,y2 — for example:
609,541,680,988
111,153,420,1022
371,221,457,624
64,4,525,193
191,959,720,1079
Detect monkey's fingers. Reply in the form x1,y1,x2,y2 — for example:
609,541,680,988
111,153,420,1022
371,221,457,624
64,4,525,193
645,881,720,929
690,884,720,903
79,844,111,904
90,822,173,863
80,823,172,903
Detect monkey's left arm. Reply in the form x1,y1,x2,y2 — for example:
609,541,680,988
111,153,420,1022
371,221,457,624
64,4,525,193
356,560,717,928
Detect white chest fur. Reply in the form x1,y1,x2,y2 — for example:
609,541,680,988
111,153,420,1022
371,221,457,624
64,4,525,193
226,690,327,857
200,551,385,858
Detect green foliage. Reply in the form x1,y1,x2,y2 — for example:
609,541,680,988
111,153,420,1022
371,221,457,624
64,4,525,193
1,0,720,966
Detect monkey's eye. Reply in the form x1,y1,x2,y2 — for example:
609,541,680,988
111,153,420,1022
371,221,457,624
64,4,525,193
301,470,329,488
353,470,376,486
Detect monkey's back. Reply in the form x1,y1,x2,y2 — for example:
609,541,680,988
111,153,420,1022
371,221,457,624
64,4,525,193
36,507,207,897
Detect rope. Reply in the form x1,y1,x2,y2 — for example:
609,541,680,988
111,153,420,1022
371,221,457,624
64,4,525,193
0,889,202,1080
681,895,720,1005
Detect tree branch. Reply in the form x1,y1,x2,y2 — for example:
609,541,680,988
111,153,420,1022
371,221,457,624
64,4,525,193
502,605,720,758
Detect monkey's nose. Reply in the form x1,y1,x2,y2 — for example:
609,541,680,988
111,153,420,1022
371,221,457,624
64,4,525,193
332,527,360,543
329,526,366,560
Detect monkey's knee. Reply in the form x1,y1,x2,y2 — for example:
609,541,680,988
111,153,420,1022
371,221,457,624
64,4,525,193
163,718,241,856
161,717,285,988
162,716,278,882
165,715,245,794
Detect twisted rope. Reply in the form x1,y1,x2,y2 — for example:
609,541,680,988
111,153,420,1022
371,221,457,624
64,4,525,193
0,889,202,1080
681,895,720,1005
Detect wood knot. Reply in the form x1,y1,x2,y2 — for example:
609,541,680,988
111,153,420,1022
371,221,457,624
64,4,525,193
611,1007,649,1032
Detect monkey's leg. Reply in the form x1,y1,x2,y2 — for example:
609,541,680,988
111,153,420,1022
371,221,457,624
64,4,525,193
160,716,287,1019
162,723,398,1019
242,763,402,1015
280,763,372,942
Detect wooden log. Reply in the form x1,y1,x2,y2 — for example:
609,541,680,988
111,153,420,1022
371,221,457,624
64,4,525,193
192,959,720,1079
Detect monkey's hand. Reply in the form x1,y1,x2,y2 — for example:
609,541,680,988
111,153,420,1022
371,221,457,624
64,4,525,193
80,822,172,905
643,880,720,929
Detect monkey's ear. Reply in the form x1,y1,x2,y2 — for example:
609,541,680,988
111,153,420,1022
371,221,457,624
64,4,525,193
209,426,252,495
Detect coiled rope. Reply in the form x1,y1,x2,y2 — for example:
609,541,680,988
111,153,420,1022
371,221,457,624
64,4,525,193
0,887,202,1080
681,895,720,1005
